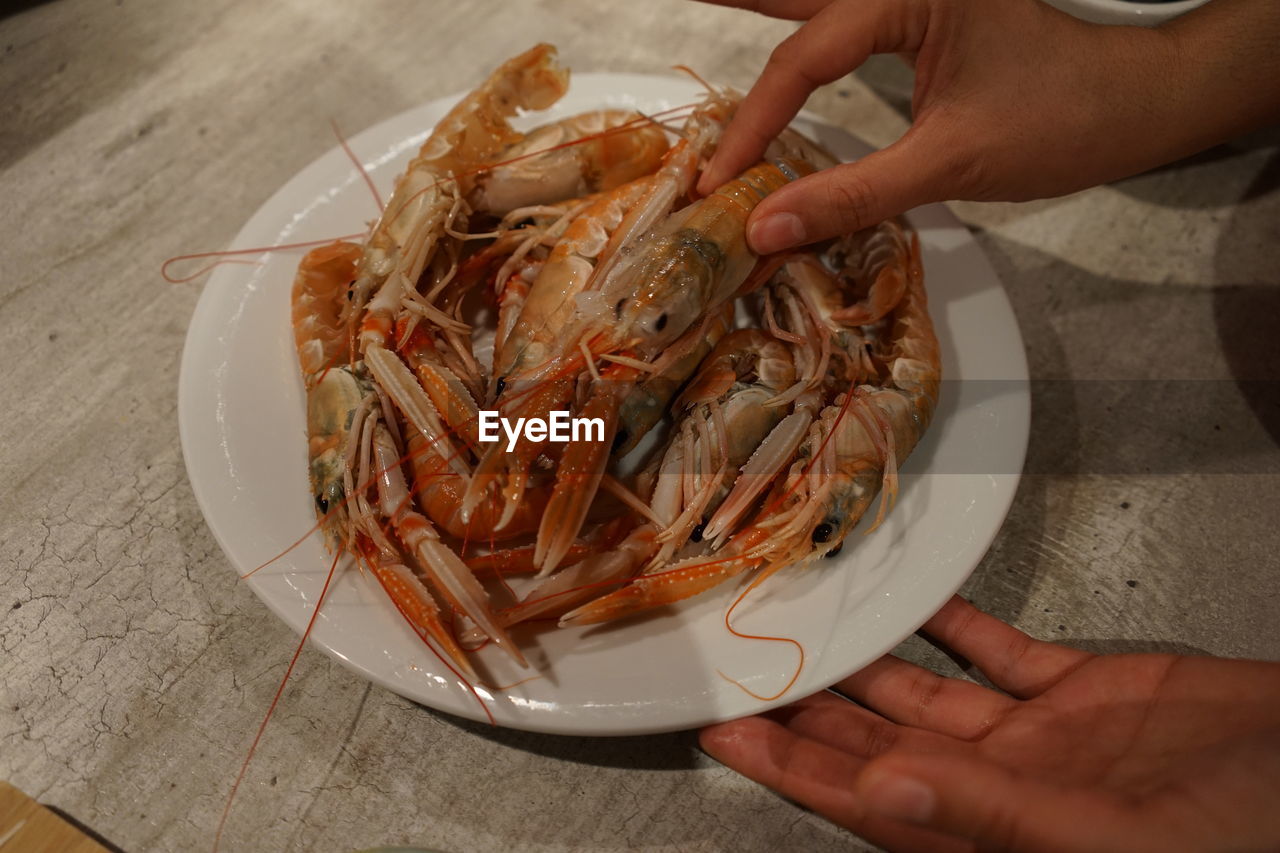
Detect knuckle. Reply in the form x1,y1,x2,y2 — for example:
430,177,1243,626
908,670,944,720
948,597,981,645
825,171,879,231
773,731,808,785
912,112,995,201
948,143,995,200
766,34,823,89
998,631,1036,689
767,33,804,69
933,123,1001,202
861,718,899,758
967,697,1014,742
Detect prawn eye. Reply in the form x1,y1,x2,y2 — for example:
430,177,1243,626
654,313,668,332
812,522,834,543
615,298,627,318
316,495,330,514
494,376,507,397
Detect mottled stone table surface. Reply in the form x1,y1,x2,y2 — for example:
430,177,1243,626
2,1,1277,851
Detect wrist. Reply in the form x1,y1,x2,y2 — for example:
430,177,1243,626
1051,0,1278,192
1075,24,1202,183
1156,0,1280,155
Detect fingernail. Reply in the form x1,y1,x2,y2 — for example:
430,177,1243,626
864,773,935,824
748,213,806,254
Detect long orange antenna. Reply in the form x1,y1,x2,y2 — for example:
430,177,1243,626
672,64,716,94
213,547,343,853
715,562,806,701
161,234,365,283
330,118,384,211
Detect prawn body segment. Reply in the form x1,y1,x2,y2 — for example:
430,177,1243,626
470,109,670,216
600,157,816,357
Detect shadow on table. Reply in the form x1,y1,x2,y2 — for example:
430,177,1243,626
1213,150,1280,445
0,0,179,174
431,709,702,771
1111,130,1280,209
1,0,53,21
1212,284,1280,444
967,232,1279,476
944,223,1278,639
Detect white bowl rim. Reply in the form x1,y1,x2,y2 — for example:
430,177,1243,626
1047,0,1209,24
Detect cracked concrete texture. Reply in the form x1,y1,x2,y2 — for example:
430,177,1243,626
0,0,1277,851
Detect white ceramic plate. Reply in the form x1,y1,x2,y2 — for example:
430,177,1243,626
179,72,1030,736
1041,0,1208,26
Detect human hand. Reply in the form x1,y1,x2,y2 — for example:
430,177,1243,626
700,596,1280,852
695,0,1280,254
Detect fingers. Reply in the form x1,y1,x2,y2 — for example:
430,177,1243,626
836,655,1016,740
700,714,870,820
692,0,837,21
698,0,929,194
769,689,954,758
700,716,972,853
855,752,1141,851
921,596,1093,699
745,131,946,252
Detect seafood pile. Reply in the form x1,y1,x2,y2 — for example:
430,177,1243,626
290,44,940,682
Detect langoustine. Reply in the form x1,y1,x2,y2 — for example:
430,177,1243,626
288,43,940,687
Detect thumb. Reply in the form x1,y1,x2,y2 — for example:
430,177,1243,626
855,753,1144,851
746,131,949,254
